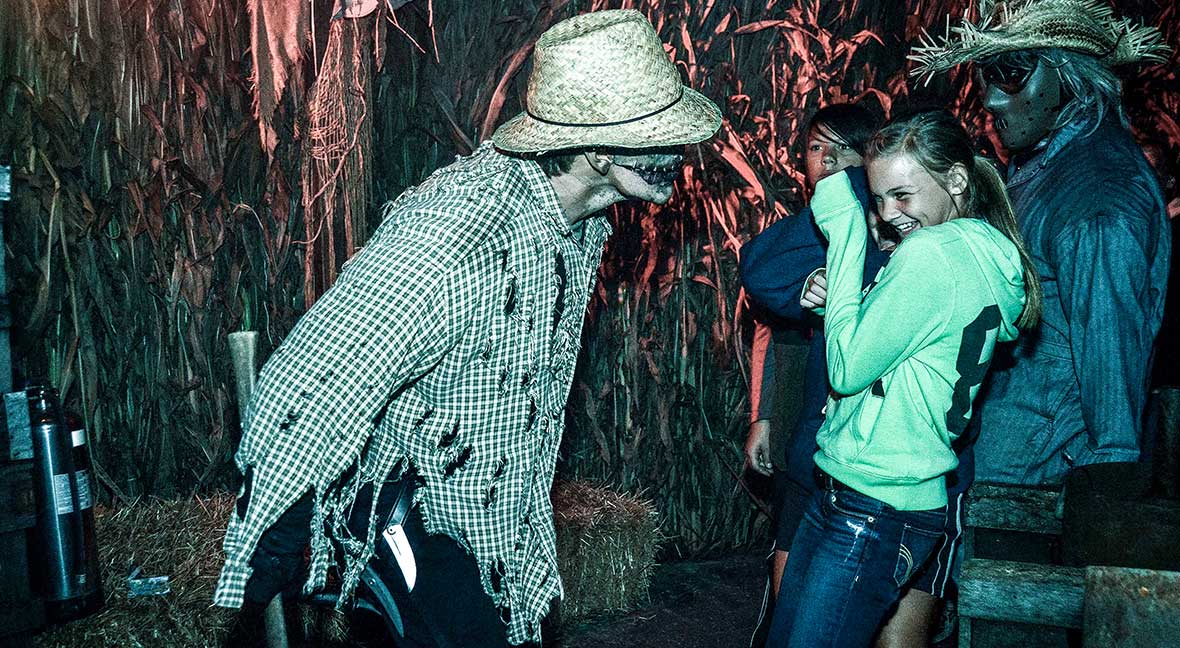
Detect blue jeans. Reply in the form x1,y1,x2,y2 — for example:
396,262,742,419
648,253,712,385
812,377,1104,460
767,484,946,647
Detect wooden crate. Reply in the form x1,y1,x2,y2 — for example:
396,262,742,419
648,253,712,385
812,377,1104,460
959,483,1077,648
0,461,44,646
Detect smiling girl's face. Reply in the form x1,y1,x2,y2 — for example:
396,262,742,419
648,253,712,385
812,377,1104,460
867,152,966,239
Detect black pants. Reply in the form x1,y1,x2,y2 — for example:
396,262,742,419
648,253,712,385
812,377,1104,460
230,470,510,648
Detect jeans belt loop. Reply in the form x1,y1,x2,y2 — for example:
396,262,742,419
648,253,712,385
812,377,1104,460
814,466,847,491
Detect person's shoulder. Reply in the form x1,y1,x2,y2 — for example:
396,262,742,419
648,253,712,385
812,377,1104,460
387,144,522,215
376,145,534,250
901,220,978,248
894,220,1006,270
928,218,1019,259
884,227,954,271
1051,122,1161,206
419,142,523,189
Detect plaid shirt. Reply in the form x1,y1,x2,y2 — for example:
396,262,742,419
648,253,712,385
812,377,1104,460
214,143,611,645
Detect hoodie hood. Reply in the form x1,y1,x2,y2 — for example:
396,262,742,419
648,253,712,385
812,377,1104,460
953,218,1026,342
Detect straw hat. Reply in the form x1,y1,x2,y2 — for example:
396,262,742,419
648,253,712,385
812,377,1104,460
492,9,721,154
910,0,1170,82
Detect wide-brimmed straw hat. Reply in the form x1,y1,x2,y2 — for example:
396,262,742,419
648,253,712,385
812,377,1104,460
492,9,722,154
910,0,1171,82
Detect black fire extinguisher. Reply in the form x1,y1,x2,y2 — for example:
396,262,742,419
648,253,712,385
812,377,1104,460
26,385,103,622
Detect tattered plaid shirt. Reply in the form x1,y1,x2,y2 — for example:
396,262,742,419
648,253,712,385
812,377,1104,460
214,143,611,645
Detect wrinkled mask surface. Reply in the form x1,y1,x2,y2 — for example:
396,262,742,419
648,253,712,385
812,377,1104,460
977,53,1064,153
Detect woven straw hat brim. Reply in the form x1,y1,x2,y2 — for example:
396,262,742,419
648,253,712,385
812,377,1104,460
909,0,1170,81
493,86,722,154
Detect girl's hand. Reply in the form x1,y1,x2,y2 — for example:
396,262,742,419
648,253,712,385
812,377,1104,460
868,211,900,252
801,269,828,310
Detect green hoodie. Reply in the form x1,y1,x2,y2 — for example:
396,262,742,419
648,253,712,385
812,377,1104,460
808,171,1026,511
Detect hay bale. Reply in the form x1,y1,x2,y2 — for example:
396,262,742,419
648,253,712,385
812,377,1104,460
32,495,354,648
551,480,660,623
32,481,657,645
33,495,238,647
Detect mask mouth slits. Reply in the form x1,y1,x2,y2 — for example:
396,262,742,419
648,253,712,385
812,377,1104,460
614,160,680,185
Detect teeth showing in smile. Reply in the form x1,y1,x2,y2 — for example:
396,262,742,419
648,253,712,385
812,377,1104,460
895,222,918,235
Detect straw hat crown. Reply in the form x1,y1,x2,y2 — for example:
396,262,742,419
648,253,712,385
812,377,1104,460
493,9,721,154
910,0,1171,81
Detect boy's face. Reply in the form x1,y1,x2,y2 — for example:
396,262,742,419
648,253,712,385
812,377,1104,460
805,124,864,187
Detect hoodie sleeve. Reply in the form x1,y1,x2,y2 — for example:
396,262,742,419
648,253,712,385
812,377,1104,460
739,208,827,322
739,168,887,322
810,171,953,396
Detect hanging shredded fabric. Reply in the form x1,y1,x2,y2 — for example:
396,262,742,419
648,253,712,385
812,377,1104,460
300,13,375,306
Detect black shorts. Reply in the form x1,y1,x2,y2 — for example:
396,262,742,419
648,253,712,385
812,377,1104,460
907,489,965,598
234,469,510,648
773,470,813,550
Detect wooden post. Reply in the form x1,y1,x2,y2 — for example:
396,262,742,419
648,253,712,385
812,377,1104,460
227,332,287,648
228,331,259,423
1149,387,1180,499
0,165,11,393
0,164,44,647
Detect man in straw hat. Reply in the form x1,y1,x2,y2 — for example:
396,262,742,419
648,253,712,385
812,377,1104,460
910,1,1171,485
215,9,719,647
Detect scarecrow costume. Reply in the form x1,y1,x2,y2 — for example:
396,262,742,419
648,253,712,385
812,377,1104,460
909,0,1169,80
214,9,720,645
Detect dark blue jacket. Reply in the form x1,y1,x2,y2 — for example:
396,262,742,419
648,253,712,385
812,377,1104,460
973,115,1170,485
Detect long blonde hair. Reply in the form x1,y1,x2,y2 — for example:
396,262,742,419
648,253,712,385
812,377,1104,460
866,110,1042,329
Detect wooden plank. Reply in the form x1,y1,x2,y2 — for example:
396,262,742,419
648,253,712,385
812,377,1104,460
965,484,1062,535
959,558,1084,629
0,531,44,636
1084,566,1180,648
0,462,36,534
965,619,1069,648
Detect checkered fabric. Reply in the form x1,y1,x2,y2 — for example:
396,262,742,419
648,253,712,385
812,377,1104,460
214,142,611,645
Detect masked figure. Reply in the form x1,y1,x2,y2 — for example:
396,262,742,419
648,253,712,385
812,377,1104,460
911,0,1172,486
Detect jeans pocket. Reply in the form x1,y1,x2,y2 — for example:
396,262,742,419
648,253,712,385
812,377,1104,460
892,521,943,588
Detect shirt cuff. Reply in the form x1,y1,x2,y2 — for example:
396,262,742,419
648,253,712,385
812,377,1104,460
809,171,858,221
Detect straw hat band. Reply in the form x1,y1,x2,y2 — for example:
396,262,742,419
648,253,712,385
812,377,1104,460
525,88,684,128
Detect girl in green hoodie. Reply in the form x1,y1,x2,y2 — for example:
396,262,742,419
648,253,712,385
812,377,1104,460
768,110,1043,648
